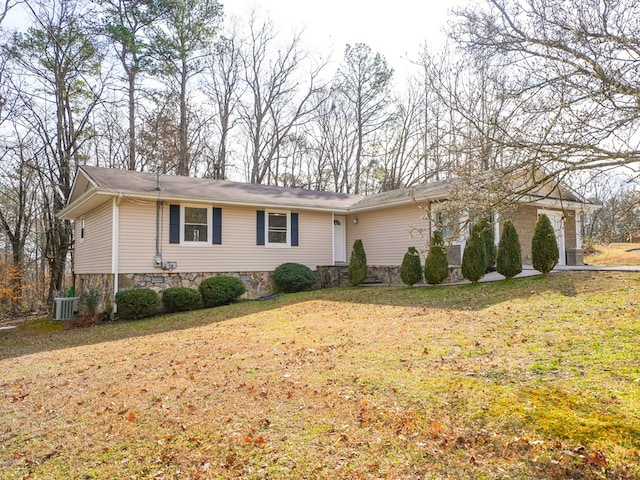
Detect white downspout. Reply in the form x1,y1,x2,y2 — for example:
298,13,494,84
112,194,122,313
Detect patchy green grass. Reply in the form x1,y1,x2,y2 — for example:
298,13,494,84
1,271,639,479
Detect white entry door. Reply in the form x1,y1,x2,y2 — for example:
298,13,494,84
333,216,346,263
538,209,565,266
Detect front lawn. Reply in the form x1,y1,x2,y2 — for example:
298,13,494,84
586,243,640,266
1,271,639,479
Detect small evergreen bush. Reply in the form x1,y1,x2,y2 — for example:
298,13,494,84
479,217,497,272
496,220,522,280
424,231,449,285
461,224,487,284
348,239,367,286
115,288,159,320
400,247,423,286
532,213,559,275
199,276,245,308
162,287,202,312
273,263,317,293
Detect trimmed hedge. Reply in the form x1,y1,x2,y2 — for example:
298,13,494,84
348,239,367,286
199,276,245,308
400,247,423,286
424,230,449,285
532,213,559,275
273,263,317,293
479,217,497,272
496,220,522,280
461,224,487,284
115,288,159,320
162,287,202,312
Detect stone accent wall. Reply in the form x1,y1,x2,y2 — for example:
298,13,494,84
76,273,115,315
75,271,274,315
317,265,462,287
118,271,274,299
79,262,468,316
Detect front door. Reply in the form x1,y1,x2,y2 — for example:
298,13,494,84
333,216,346,263
538,209,565,266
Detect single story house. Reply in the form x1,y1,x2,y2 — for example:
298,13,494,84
58,166,598,311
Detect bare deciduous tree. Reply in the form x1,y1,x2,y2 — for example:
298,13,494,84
201,25,244,180
452,0,640,178
10,0,106,301
238,13,328,185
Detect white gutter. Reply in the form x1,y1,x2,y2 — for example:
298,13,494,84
112,194,122,313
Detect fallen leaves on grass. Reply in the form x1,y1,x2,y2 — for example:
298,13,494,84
1,272,639,479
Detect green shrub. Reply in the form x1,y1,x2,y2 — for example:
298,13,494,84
496,220,522,280
400,247,423,286
162,287,202,312
424,231,449,285
273,263,317,293
461,224,487,284
199,276,245,308
348,239,367,286
532,213,559,275
115,288,159,320
479,217,497,272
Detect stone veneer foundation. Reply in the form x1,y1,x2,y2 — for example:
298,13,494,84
316,265,463,288
75,270,274,315
77,265,464,316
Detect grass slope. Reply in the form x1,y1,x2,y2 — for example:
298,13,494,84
1,272,639,479
586,243,640,266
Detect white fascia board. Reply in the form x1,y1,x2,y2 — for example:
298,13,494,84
70,189,352,214
57,190,118,219
524,196,601,211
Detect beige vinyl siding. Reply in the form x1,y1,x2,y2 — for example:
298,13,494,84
117,201,333,273
346,203,429,266
74,200,113,274
117,199,158,273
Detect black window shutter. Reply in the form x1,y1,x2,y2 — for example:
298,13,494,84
291,212,299,246
256,210,265,245
212,207,222,244
169,204,180,243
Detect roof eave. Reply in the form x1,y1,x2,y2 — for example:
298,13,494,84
525,195,601,211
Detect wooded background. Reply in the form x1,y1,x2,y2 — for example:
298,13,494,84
1,0,639,313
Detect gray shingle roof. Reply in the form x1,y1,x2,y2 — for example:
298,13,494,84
79,165,360,210
59,166,595,221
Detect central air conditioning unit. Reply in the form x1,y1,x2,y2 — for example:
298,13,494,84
53,297,80,321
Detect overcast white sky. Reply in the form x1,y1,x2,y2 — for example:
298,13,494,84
5,0,471,82
224,0,470,79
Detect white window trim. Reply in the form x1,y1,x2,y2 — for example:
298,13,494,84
266,210,290,248
79,218,85,242
180,204,212,246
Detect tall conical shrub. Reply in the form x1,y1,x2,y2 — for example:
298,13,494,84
496,220,522,279
400,247,423,286
424,231,449,285
348,239,367,286
532,213,559,275
461,224,487,284
479,217,497,272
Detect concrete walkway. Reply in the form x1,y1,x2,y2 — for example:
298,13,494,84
460,264,640,285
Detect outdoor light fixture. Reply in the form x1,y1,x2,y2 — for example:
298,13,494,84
353,217,359,224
